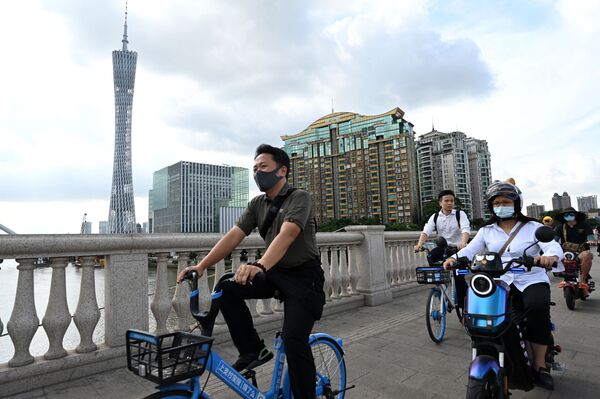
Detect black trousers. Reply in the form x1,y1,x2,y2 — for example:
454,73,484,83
219,259,325,399
511,282,552,346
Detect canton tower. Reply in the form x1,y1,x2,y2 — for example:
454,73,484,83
108,4,137,234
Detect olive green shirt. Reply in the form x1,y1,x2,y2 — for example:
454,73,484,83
236,183,319,268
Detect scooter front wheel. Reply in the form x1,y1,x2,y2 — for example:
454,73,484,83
564,287,576,310
466,375,501,399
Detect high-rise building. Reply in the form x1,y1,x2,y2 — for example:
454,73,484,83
465,138,493,220
577,195,598,213
99,221,109,234
526,203,545,219
552,192,571,210
281,107,419,224
108,7,137,234
417,129,492,220
149,162,249,233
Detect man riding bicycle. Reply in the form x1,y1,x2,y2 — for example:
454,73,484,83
415,189,470,314
177,144,325,399
554,207,595,296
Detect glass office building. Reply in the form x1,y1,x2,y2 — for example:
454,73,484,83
149,162,249,233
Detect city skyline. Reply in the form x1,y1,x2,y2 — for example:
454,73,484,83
1,1,599,234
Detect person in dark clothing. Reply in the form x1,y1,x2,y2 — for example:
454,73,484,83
177,144,325,399
554,207,595,296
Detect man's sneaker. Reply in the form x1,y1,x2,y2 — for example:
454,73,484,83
232,344,274,371
588,280,595,292
534,367,554,391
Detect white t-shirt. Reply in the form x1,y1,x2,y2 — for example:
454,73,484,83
422,209,471,246
456,221,564,291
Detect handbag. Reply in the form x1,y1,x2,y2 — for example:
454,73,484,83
561,224,583,252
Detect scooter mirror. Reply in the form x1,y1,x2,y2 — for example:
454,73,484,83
435,236,448,248
535,226,556,243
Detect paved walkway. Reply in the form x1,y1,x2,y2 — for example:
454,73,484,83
6,258,600,398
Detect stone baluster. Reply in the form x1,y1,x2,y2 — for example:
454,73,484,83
330,247,341,299
398,243,405,284
402,243,410,282
213,256,226,325
73,256,100,353
385,244,393,288
7,258,39,367
409,242,418,281
348,245,360,295
259,249,274,315
42,257,71,360
231,249,242,273
339,246,350,297
395,244,403,283
172,253,192,331
246,249,260,318
215,257,226,285
150,253,171,334
195,252,212,317
391,243,400,286
321,246,332,301
266,249,284,313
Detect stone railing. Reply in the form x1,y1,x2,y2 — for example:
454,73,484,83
0,227,423,396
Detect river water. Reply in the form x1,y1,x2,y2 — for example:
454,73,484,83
0,259,180,364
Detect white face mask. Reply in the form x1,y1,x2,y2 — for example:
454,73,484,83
493,206,514,218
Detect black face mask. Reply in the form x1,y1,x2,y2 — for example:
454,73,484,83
254,167,283,192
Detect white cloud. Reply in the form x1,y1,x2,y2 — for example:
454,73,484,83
0,0,598,234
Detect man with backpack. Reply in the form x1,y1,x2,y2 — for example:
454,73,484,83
415,190,471,313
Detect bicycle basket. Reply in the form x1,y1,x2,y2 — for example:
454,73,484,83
126,330,214,385
416,267,451,284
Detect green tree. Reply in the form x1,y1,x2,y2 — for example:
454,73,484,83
318,217,354,232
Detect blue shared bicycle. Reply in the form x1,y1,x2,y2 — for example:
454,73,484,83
127,271,351,398
416,237,468,343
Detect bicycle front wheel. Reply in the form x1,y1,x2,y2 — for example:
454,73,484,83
426,287,446,343
312,336,347,398
143,390,192,399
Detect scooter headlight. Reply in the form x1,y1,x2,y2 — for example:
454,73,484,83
471,274,495,297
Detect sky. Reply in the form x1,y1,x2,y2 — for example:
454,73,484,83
0,0,599,234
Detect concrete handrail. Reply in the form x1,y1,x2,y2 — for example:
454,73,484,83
0,228,422,397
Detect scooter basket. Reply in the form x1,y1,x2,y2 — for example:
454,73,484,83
126,330,213,385
416,267,451,284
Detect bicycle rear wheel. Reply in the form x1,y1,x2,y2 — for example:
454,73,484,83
426,287,446,343
313,336,347,398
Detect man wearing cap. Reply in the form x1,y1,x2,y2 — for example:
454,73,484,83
554,207,595,296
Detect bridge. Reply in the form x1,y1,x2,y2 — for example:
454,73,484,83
0,229,599,398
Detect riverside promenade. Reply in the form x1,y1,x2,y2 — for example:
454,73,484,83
5,257,600,399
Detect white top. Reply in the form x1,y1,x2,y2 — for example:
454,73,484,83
422,209,471,246
456,221,564,292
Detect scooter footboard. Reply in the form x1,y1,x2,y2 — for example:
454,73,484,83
469,355,501,382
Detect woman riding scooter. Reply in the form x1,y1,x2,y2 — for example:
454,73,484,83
444,181,563,391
